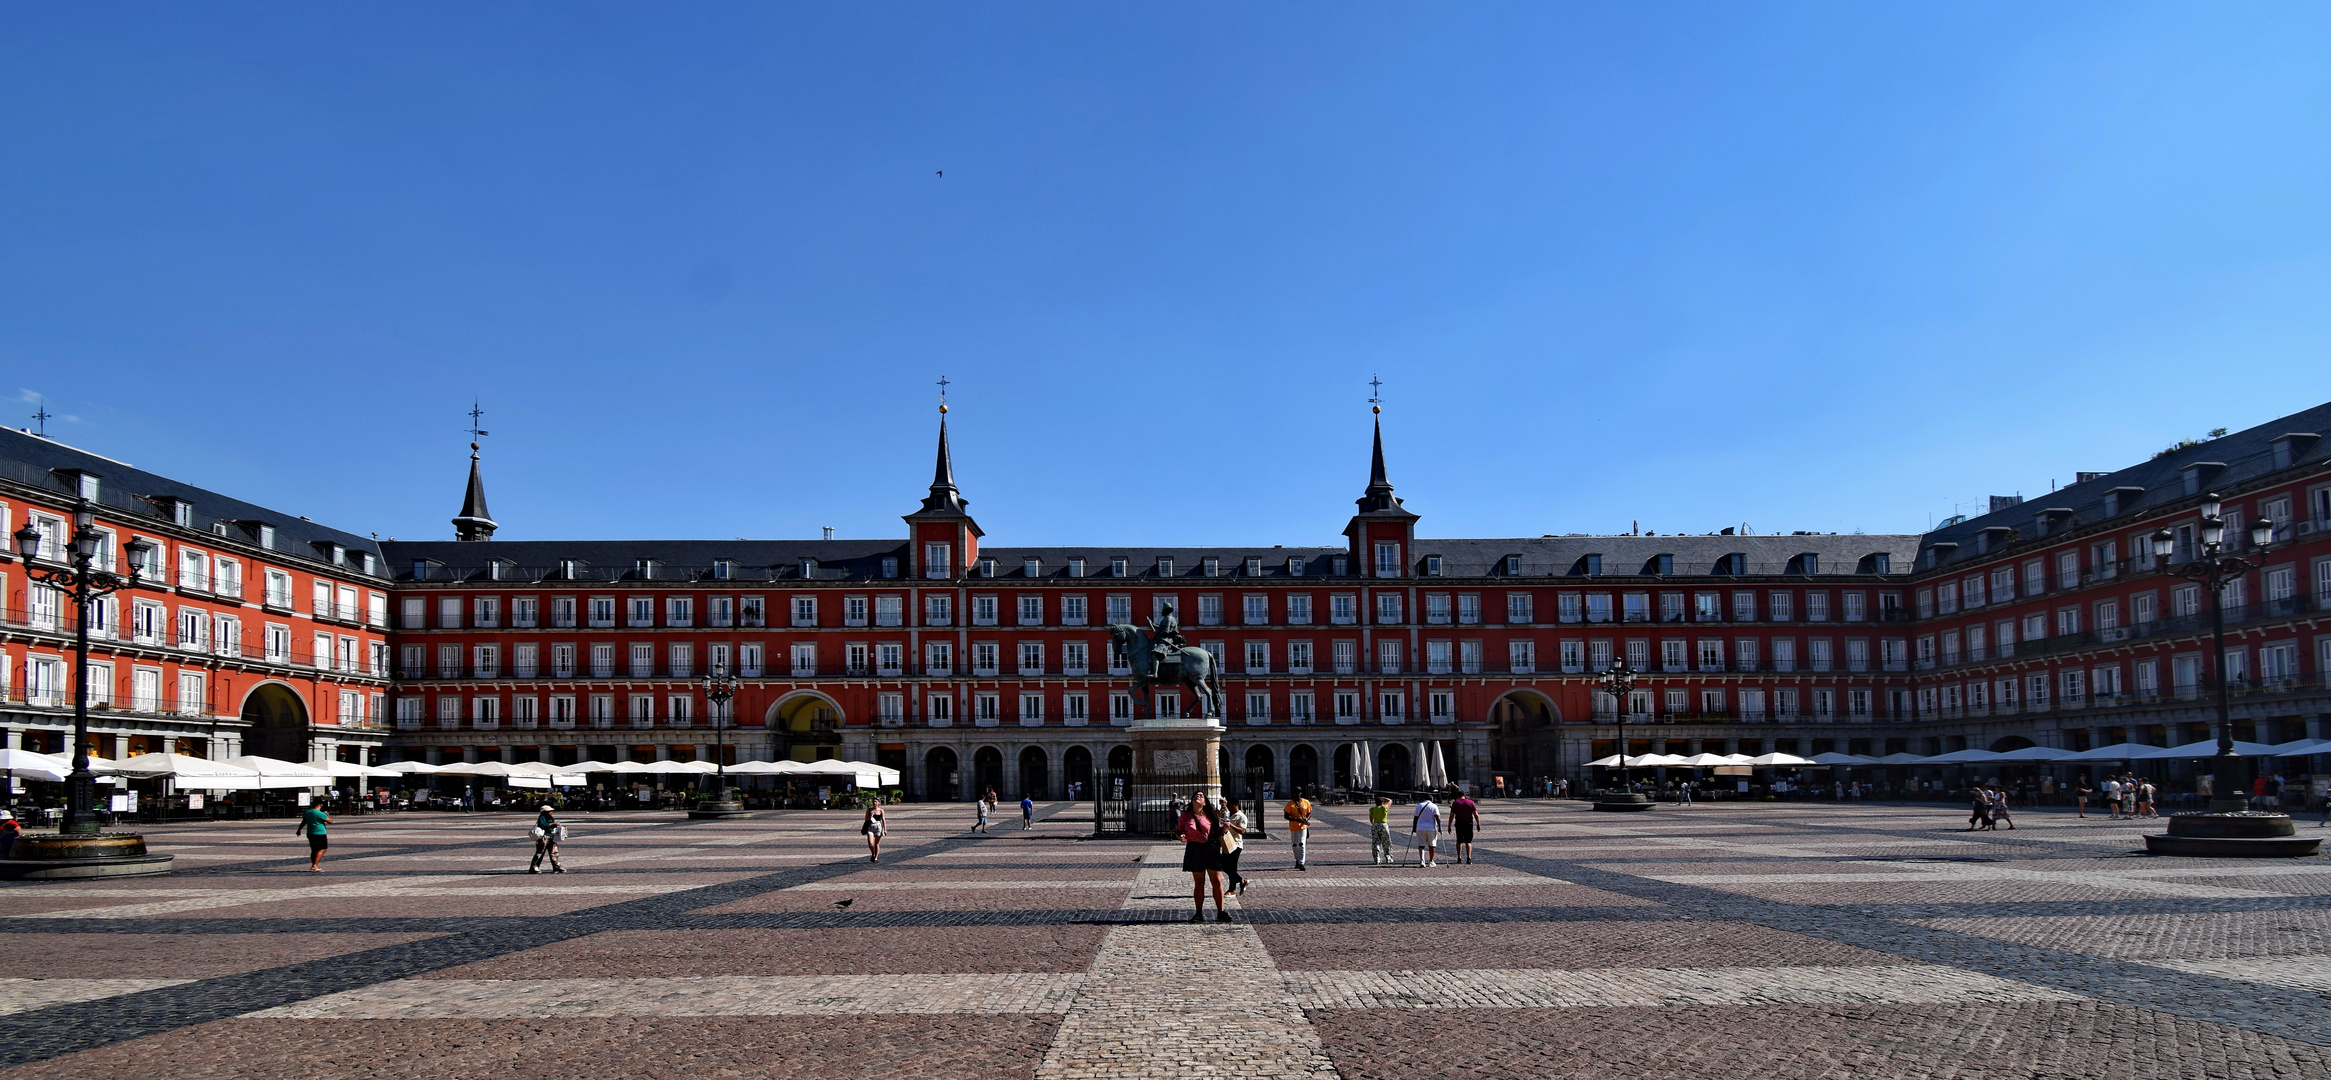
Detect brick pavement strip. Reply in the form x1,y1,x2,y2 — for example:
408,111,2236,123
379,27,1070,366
1282,964,2083,1009
247,973,1087,1017
1033,844,1343,1080
0,979,191,1017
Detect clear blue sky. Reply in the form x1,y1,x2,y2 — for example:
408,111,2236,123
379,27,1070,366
5,4,2327,546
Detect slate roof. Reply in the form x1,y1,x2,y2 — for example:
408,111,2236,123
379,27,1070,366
0,427,387,580
1914,401,2331,573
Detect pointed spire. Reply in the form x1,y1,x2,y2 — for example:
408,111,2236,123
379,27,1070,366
912,399,972,516
452,441,498,541
1355,402,1409,516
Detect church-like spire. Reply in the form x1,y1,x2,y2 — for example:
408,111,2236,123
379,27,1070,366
915,405,971,516
452,442,497,541
1354,401,1410,517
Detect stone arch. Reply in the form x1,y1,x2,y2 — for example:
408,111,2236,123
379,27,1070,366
1489,689,1562,782
1018,745,1051,800
1377,743,1413,790
1988,735,2037,753
1063,745,1094,800
972,746,1005,800
240,681,310,762
768,691,844,760
1290,744,1319,792
925,746,961,802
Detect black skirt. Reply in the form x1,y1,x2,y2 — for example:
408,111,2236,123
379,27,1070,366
1181,841,1218,873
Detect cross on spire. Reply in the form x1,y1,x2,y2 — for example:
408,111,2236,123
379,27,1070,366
936,374,951,414
1368,373,1383,406
29,396,53,437
465,400,490,445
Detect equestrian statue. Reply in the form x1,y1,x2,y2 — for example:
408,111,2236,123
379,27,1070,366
1107,602,1225,721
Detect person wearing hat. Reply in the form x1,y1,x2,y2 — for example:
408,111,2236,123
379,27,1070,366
530,805,566,874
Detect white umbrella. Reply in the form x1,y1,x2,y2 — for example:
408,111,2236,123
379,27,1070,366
0,748,78,782
109,753,262,791
435,761,555,779
724,760,808,776
1414,741,1430,787
2065,741,2168,762
553,760,619,774
1428,741,1449,788
2148,739,2282,759
378,760,442,775
1989,745,2077,763
1921,749,2005,765
1633,753,1692,767
2269,738,2331,757
1587,753,1624,767
317,759,395,778
1875,752,1926,765
1811,752,1879,765
1353,741,1372,789
1746,752,1818,767
1677,753,1739,767
225,755,338,786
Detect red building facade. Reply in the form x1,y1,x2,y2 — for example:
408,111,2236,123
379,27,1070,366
6,401,2327,800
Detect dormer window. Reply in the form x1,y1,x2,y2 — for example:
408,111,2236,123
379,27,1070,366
412,559,432,580
1024,557,1042,578
1245,556,1263,577
1331,555,1349,576
2102,486,2144,518
978,558,996,578
1067,557,1086,578
1857,553,1891,574
1156,556,1175,577
55,470,100,501
162,498,194,528
1503,555,1522,576
359,552,378,575
634,559,657,579
559,559,580,579
1111,556,1130,577
801,558,819,579
486,559,507,581
1423,554,1442,576
1288,556,1306,577
1785,554,1818,575
712,559,733,580
258,524,276,550
1644,554,1674,576
1568,554,1602,577
1202,556,1220,578
1713,553,1745,575
880,556,899,579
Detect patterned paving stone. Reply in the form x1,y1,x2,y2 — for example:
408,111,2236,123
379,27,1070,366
0,1015,1064,1080
1909,910,2331,960
0,979,193,1017
0,933,447,978
424,925,1108,977
1285,964,2081,1009
1257,920,1896,971
1307,1002,2331,1080
251,973,1087,1017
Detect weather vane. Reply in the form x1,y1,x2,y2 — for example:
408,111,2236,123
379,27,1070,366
1368,373,1383,415
937,374,950,415
30,396,53,437
465,400,489,454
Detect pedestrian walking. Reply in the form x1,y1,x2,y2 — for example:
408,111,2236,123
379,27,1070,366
1451,791,1480,864
1020,794,1035,830
1990,787,2014,830
2075,776,2092,818
862,797,887,863
1413,796,1442,867
974,795,991,833
530,804,566,874
1176,792,1228,923
2137,779,2157,818
1967,787,1992,831
298,802,332,871
1283,791,1313,871
1220,797,1249,896
2103,776,2123,819
1368,796,1394,865
1679,782,1694,807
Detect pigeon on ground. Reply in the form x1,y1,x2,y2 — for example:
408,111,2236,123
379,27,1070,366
1131,855,1142,863
833,899,854,910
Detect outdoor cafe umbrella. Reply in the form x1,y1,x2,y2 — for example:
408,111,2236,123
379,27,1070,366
223,755,338,789
1428,741,1450,788
2065,742,2175,762
108,754,260,789
0,748,96,783
1989,746,2078,763
723,760,807,776
1874,752,1927,765
2147,739,2282,759
1920,749,2005,765
1745,752,1819,767
377,761,442,775
1353,741,1372,789
318,759,395,779
1811,752,1880,766
2270,738,2331,757
1676,753,1740,767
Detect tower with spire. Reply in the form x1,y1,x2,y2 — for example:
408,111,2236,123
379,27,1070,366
1345,377,1419,576
901,378,981,577
452,403,498,542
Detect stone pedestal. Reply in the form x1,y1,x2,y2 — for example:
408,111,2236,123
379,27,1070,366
687,800,753,820
0,833,175,880
1590,792,1656,813
1129,717,1222,834
2144,812,2322,857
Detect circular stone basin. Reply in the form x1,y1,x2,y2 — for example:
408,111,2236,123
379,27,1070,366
13,833,150,860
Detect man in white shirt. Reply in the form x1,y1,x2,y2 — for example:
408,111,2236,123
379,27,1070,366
1412,797,1442,868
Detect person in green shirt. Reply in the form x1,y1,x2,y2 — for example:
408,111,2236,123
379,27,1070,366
1369,796,1394,865
297,805,332,872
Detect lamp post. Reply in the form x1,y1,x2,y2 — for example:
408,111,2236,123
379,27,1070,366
2140,495,2317,856
1591,659,1653,811
689,673,752,819
2150,497,2274,813
13,514,147,835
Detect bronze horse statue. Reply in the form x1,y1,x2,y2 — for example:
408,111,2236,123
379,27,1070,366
1107,623,1225,721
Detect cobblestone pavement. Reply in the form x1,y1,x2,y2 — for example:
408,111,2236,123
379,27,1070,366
0,798,2328,1078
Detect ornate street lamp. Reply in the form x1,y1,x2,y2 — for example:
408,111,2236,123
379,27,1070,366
1591,659,1653,811
2143,495,2318,855
688,672,752,819
13,515,149,835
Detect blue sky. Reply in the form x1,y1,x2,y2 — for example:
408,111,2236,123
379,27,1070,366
4,4,2327,546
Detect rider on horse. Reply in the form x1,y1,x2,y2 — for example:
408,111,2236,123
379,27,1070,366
1149,602,1188,667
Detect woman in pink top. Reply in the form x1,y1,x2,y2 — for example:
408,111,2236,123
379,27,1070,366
1177,792,1228,923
